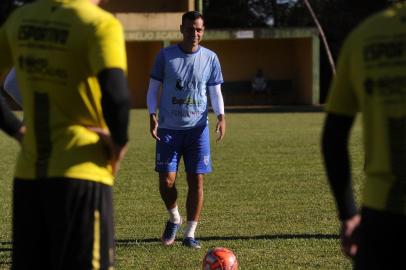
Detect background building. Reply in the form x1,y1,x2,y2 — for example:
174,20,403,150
104,0,320,108
0,1,320,109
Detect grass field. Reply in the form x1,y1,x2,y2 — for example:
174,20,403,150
0,109,364,269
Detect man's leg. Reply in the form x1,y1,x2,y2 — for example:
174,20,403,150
12,179,43,270
155,128,184,246
185,173,204,223
159,172,178,210
354,207,406,270
182,125,211,249
159,172,182,245
182,173,204,249
159,172,182,224
45,178,115,270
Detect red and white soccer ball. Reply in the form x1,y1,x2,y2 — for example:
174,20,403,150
202,247,238,270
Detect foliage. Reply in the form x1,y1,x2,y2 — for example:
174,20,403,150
203,0,262,28
204,0,392,29
0,1,13,25
203,0,394,101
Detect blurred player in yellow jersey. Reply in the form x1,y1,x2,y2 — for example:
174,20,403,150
0,0,130,269
322,1,406,269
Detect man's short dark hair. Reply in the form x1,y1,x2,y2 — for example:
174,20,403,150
181,11,204,25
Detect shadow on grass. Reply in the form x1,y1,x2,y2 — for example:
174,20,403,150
0,233,338,263
0,242,11,252
0,242,11,266
115,233,338,246
0,233,339,249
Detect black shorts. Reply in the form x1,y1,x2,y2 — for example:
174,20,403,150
12,177,115,270
354,207,406,270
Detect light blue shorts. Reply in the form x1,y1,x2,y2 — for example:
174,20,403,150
155,125,212,174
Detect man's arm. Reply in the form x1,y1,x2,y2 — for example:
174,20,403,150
322,112,362,259
95,68,130,175
3,68,22,108
321,113,357,220
208,84,225,142
146,78,161,140
0,90,24,142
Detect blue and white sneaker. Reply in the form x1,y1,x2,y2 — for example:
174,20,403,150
161,220,181,246
182,237,201,249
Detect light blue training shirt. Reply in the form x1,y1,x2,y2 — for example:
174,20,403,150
151,44,224,130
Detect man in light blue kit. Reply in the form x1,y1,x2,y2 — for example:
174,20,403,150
147,11,226,249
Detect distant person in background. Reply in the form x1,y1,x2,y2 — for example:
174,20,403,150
322,2,406,269
251,69,268,95
0,0,130,268
147,11,225,249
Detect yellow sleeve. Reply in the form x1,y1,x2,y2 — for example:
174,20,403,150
88,16,127,75
325,35,359,116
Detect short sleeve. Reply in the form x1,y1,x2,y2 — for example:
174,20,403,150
325,36,358,116
207,54,224,86
88,17,127,75
150,49,165,82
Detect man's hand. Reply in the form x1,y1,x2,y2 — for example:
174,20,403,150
340,214,361,259
13,125,26,144
149,113,160,141
215,114,226,142
87,127,128,176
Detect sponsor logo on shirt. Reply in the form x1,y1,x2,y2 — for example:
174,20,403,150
172,96,200,105
174,79,201,92
176,79,184,91
170,109,203,118
364,76,406,98
203,155,210,166
18,55,67,79
18,24,69,45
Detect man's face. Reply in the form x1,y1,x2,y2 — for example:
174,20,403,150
180,18,204,47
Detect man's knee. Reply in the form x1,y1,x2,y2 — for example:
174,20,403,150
159,173,176,188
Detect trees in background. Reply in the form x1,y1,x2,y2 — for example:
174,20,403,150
204,0,392,101
0,0,34,25
0,1,13,25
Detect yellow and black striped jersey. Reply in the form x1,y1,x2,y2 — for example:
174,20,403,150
0,0,127,185
326,3,406,214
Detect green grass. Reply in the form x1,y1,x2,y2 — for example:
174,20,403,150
0,109,364,269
